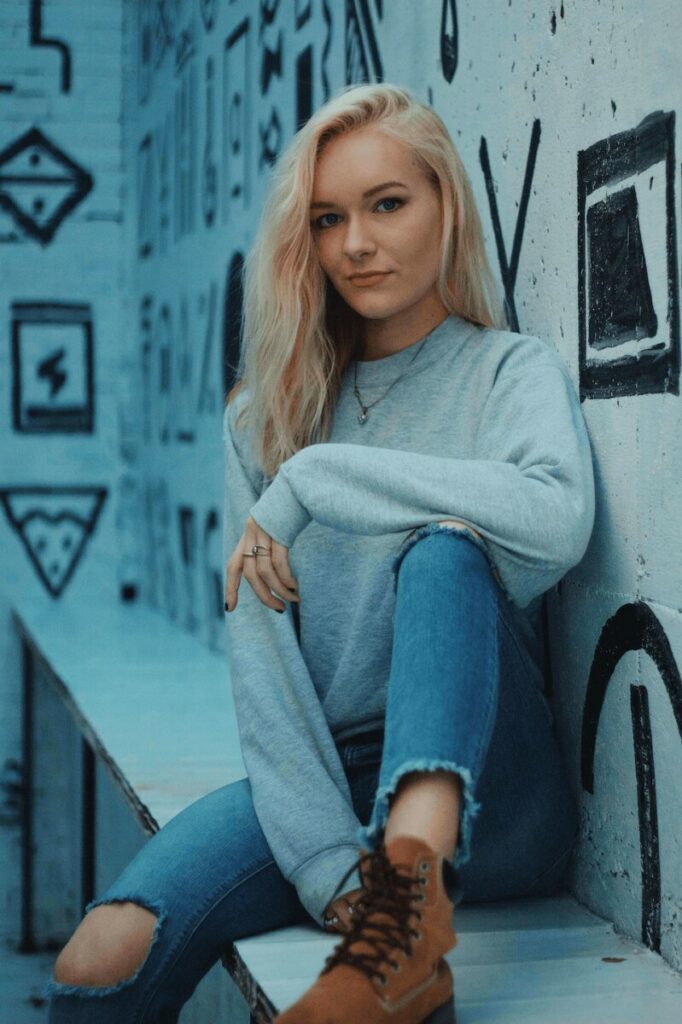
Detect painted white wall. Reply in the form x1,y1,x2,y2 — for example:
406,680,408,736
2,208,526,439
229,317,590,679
0,0,679,984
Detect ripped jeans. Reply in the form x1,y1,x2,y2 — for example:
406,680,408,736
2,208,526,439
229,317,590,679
46,524,579,1022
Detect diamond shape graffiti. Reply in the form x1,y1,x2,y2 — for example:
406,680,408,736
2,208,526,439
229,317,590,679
0,127,94,244
0,486,107,597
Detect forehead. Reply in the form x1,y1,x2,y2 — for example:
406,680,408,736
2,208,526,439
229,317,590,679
312,128,420,197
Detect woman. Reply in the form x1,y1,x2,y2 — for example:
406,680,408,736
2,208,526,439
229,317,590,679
46,83,595,1024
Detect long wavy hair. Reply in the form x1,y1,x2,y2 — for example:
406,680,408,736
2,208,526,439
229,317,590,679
226,82,505,479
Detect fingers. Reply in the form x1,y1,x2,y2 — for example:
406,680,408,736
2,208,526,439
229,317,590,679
231,519,300,613
224,550,243,613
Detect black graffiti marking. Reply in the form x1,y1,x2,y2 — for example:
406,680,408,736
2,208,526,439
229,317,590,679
202,57,218,228
479,118,541,334
0,126,93,245
138,133,154,258
577,109,679,400
157,114,172,253
587,187,657,347
149,479,179,620
29,0,72,93
223,252,245,397
630,685,660,952
203,508,223,650
0,486,107,598
259,0,280,28
0,83,15,93
260,30,283,96
296,45,313,131
200,0,218,32
295,0,312,30
223,18,251,216
140,295,154,444
116,473,141,602
174,63,197,240
175,25,196,74
139,0,152,104
258,108,282,170
174,296,195,443
155,303,172,445
178,506,199,633
11,302,94,433
581,601,682,954
440,0,458,83
550,2,565,35
346,0,383,85
153,0,174,70
321,0,333,101
197,282,218,414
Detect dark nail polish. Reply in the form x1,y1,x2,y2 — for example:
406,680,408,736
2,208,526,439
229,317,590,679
224,602,230,612
276,608,284,613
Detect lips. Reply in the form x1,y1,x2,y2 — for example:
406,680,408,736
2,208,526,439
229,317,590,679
349,272,391,285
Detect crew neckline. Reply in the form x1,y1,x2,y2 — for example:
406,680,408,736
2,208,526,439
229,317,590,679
344,312,479,388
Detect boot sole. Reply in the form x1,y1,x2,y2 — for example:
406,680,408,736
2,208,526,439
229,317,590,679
422,994,456,1024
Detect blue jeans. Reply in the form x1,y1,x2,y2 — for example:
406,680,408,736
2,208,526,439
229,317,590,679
46,525,579,1022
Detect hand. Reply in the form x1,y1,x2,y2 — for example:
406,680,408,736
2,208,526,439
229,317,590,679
224,515,300,613
322,887,366,934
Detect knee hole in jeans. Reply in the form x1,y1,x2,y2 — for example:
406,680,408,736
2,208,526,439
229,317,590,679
53,900,159,990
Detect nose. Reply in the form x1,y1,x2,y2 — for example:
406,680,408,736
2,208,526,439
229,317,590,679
342,214,376,259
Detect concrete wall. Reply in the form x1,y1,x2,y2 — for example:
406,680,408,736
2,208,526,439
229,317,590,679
121,0,682,977
0,0,679,981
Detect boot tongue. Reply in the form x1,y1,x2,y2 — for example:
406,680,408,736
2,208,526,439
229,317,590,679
383,834,437,876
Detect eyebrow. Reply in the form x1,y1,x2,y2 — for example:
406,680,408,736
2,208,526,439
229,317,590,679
310,180,409,210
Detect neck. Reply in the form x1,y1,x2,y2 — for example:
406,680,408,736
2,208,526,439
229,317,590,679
360,298,450,362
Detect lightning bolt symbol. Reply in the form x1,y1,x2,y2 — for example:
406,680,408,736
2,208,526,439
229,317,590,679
38,348,67,398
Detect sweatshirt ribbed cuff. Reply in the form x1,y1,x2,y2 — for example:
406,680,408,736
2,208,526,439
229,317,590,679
289,843,363,928
248,468,311,548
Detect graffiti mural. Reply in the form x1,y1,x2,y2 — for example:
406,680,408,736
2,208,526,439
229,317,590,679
29,0,72,93
346,0,383,84
440,0,458,83
581,601,682,953
11,301,94,434
222,17,251,218
0,127,93,244
577,109,680,399
0,486,107,598
480,119,542,335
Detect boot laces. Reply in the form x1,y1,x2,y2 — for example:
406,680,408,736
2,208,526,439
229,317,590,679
321,846,426,985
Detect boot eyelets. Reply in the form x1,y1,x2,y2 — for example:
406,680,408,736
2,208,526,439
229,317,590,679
420,860,430,871
390,960,401,973
418,876,428,886
416,892,427,901
377,974,388,986
413,930,423,942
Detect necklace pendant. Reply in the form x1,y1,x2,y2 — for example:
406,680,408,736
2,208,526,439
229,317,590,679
357,408,369,425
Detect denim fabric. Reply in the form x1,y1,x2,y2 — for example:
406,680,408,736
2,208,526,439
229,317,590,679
46,527,579,1023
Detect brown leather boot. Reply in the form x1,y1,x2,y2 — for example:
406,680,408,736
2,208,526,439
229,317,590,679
274,834,458,1024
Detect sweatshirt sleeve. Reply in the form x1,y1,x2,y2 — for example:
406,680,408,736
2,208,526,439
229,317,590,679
248,361,596,610
222,397,365,927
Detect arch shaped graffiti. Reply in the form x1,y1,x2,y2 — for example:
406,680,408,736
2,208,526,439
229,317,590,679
581,601,682,953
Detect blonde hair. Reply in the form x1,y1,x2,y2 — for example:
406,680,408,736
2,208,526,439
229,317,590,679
226,81,505,479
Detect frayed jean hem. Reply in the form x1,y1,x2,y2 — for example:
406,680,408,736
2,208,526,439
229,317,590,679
355,758,481,907
392,521,495,596
43,894,167,1001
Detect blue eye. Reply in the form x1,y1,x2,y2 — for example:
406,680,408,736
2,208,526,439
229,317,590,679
313,196,405,230
376,196,403,213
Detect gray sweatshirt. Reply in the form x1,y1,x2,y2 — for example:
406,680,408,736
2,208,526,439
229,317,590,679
222,311,595,927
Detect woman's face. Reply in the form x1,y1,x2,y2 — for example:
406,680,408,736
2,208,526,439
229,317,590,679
310,127,446,328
